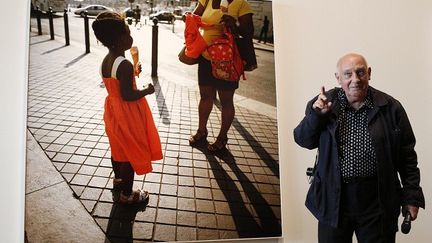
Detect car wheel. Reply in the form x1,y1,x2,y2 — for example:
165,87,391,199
80,12,85,17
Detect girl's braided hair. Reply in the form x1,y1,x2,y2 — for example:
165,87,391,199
92,11,127,48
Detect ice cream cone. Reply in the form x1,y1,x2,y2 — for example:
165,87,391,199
130,46,140,77
130,46,139,66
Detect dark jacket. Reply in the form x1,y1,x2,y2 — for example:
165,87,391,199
293,86,425,233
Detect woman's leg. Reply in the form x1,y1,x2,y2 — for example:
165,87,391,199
216,88,235,139
197,85,217,132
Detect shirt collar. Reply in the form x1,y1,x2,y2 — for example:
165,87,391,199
337,88,374,110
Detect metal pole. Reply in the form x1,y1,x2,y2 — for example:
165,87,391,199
64,9,70,46
36,7,42,35
84,11,90,53
172,20,175,33
151,18,158,77
48,7,54,40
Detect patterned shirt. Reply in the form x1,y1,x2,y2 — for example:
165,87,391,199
336,89,377,180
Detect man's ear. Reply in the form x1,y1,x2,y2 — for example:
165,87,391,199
335,72,341,84
368,67,371,80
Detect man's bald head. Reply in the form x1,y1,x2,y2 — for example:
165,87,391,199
336,53,369,74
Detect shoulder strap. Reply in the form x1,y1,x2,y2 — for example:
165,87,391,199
111,56,127,79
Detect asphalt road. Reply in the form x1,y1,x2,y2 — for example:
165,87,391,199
29,12,277,106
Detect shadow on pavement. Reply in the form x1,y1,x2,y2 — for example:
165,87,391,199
151,76,170,125
65,53,89,68
214,100,280,178
42,45,68,55
105,201,149,243
29,39,53,46
193,143,282,238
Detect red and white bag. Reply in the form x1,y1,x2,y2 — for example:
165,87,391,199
207,27,245,81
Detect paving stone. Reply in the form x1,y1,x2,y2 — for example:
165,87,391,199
216,214,237,231
195,187,212,199
132,222,153,240
80,187,103,201
94,167,112,177
161,174,178,184
156,208,177,224
92,202,113,218
197,212,218,229
77,165,97,175
160,184,177,196
61,163,81,174
197,228,219,240
178,176,194,186
158,195,177,209
70,174,91,186
88,176,109,188
196,199,215,214
153,224,176,242
177,210,197,227
135,207,157,223
177,197,196,211
176,226,197,241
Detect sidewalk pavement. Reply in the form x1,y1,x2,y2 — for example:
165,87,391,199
25,26,280,242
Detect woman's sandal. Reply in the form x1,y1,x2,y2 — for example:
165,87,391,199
117,189,149,204
207,136,228,152
189,129,208,145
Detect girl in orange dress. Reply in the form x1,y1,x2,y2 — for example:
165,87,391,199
92,12,163,204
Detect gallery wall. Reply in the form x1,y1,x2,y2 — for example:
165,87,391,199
274,0,431,242
1,0,431,242
0,0,29,242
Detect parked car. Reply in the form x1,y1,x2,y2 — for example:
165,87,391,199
149,11,176,23
74,5,113,17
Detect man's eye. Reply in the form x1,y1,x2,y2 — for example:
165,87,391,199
357,70,365,77
344,72,352,78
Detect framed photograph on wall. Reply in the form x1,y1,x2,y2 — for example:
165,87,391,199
24,0,282,242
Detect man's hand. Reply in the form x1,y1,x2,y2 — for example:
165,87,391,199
404,205,419,221
312,86,332,114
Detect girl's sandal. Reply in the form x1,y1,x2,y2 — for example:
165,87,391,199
189,129,208,145
117,189,149,204
207,136,228,152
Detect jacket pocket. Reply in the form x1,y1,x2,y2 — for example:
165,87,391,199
307,175,324,216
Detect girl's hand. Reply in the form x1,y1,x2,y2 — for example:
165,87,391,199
134,62,142,77
143,83,155,95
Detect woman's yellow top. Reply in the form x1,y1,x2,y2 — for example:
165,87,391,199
198,0,252,59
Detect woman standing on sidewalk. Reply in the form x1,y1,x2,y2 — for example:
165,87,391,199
92,12,163,204
189,0,254,152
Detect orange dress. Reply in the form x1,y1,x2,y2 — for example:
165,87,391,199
102,56,163,175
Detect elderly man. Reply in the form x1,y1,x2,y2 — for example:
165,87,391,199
294,53,425,242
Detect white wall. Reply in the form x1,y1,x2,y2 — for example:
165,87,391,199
2,0,431,242
0,0,29,242
273,0,431,242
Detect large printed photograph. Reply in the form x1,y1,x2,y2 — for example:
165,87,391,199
25,0,280,242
